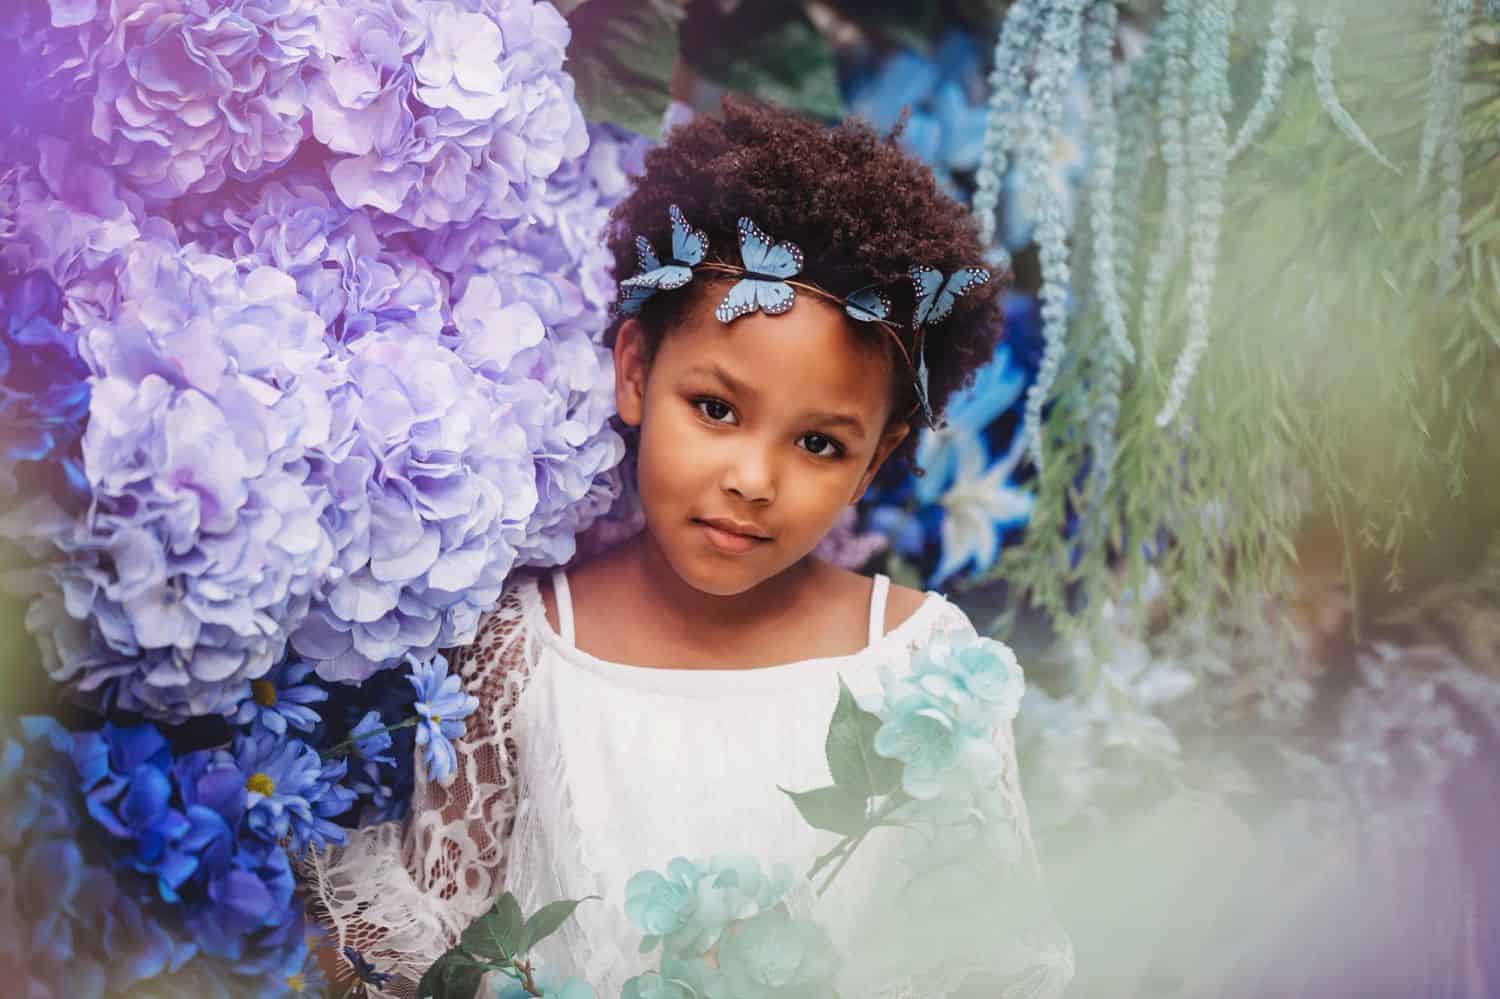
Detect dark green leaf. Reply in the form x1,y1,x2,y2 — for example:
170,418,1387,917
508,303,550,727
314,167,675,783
825,677,902,798
780,783,869,836
519,895,598,952
416,949,488,999
680,1,844,120
566,0,684,138
461,893,525,962
827,0,939,51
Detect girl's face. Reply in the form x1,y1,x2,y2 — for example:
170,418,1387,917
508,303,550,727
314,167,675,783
614,288,910,596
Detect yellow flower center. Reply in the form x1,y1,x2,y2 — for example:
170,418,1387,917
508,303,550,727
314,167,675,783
247,772,276,796
286,974,307,992
252,679,278,707
431,714,441,723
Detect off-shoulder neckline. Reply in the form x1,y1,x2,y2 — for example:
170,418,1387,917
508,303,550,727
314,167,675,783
519,573,952,697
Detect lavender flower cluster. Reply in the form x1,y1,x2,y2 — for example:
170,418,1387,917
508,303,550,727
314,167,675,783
5,0,642,719
1,0,647,986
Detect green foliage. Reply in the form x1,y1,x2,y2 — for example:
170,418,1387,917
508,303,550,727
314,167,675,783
982,0,1500,635
565,0,685,138
419,892,598,999
679,2,844,120
824,678,903,798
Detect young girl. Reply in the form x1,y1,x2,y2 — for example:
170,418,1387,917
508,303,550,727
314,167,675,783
309,98,1072,999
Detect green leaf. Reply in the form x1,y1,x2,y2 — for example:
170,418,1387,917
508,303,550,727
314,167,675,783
566,0,684,138
780,783,869,836
825,678,902,798
417,950,488,999
461,893,525,962
520,895,598,952
827,0,939,51
639,933,661,954
680,2,844,120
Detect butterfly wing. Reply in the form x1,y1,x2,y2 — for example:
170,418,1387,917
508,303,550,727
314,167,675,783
922,267,991,326
715,280,759,322
737,217,804,279
909,265,945,326
620,236,664,314
620,263,695,291
635,235,661,274
845,285,892,324
669,204,709,266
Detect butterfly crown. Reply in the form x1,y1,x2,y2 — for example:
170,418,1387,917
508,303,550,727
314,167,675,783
618,204,991,430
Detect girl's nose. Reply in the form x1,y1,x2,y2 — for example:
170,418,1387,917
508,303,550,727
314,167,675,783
721,443,776,505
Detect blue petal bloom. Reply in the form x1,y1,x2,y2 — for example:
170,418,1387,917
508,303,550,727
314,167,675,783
233,733,345,857
407,652,478,785
233,658,328,737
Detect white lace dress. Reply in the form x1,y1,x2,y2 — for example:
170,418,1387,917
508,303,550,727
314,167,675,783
306,569,1074,999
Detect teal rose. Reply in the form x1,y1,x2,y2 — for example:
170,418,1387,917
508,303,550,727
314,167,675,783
620,970,699,999
625,857,701,938
716,908,840,999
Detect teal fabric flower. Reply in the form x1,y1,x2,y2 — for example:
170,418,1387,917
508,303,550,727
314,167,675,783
875,635,1025,799
620,971,697,999
494,970,595,998
624,856,700,938
628,854,795,958
716,908,840,999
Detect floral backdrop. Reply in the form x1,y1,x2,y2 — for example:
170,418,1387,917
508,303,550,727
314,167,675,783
4,0,1500,997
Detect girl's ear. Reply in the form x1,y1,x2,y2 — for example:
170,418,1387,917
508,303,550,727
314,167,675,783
849,420,911,505
614,319,650,428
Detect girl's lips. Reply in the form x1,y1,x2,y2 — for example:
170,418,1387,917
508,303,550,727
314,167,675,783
695,520,768,555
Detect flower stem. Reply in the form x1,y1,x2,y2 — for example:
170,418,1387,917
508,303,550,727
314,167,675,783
322,717,420,760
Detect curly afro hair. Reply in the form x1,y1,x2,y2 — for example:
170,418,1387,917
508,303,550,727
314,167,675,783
602,96,1006,476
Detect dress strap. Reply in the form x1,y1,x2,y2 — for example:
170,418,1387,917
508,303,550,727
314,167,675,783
550,567,576,647
868,573,891,646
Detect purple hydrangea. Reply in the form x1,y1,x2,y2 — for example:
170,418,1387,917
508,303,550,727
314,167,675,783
177,171,447,343
308,0,588,228
0,267,92,513
289,328,539,682
81,0,324,201
0,150,140,328
27,239,343,722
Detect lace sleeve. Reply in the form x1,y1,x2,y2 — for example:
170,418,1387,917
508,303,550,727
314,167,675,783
878,601,1076,999
302,575,546,999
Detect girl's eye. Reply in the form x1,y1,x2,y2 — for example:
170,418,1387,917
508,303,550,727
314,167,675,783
693,398,737,424
799,433,845,460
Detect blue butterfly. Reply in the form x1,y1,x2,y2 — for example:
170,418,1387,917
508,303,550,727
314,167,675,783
619,236,662,315
844,285,893,324
715,217,805,322
909,265,991,327
619,205,710,312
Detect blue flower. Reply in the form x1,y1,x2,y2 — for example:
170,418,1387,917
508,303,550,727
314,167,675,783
233,732,346,857
233,657,328,737
407,652,478,785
